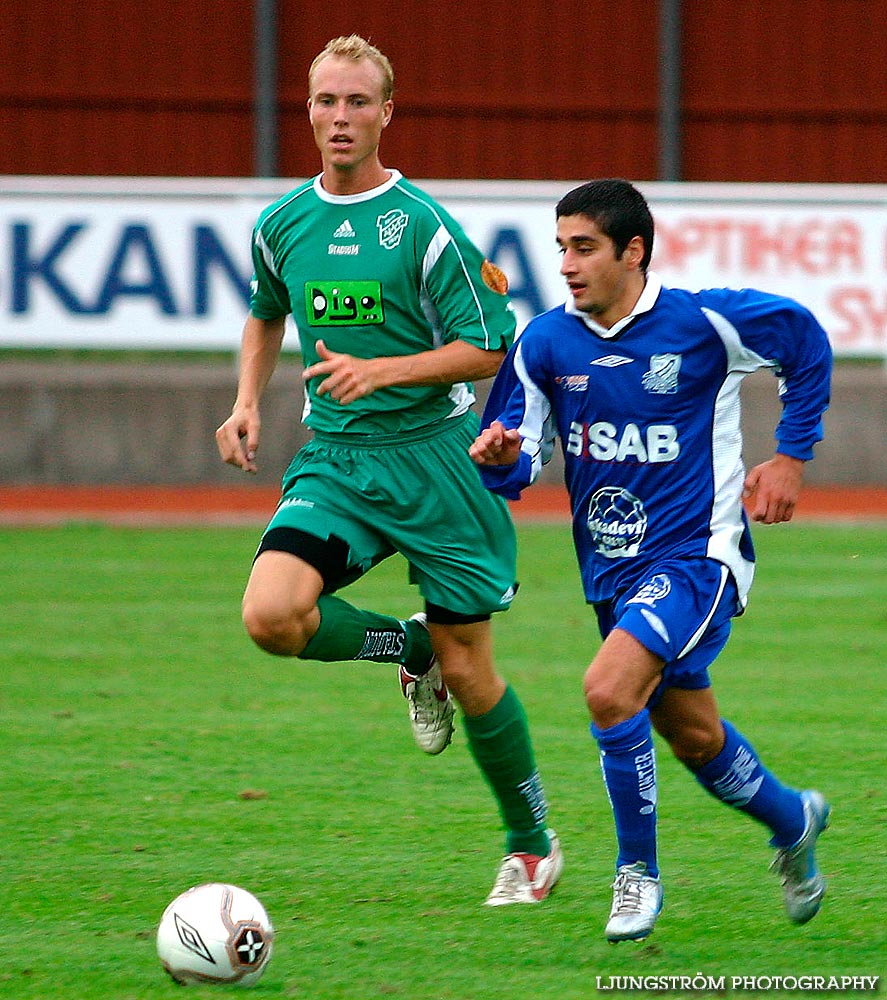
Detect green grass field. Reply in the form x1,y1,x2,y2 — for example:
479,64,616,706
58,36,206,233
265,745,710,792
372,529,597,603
1,521,885,999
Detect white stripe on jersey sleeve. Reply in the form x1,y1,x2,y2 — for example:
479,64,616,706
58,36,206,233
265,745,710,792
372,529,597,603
415,226,478,416
253,229,280,281
419,222,493,349
701,306,776,605
422,223,452,283
513,340,557,485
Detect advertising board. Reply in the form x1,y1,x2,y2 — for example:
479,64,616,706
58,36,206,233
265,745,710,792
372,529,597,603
2,178,884,356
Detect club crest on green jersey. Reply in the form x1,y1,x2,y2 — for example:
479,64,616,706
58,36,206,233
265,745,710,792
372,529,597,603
305,281,384,326
377,209,408,249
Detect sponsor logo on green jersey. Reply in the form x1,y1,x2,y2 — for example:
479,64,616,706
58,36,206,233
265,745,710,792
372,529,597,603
305,281,384,326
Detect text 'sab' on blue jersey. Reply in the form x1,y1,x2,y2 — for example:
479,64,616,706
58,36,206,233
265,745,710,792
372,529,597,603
479,274,833,607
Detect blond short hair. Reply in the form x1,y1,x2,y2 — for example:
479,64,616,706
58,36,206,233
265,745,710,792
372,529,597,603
308,35,394,101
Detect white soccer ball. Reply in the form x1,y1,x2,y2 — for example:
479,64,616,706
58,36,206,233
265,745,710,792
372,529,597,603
156,883,274,987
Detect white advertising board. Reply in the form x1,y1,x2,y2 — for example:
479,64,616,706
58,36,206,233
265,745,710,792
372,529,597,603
1,177,885,356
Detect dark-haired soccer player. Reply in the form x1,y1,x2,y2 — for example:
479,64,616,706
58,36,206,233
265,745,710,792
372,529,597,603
471,178,831,938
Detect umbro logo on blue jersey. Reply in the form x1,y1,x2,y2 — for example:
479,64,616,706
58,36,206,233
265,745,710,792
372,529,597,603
591,355,633,367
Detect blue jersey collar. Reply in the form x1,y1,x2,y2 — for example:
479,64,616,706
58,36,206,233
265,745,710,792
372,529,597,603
565,271,663,338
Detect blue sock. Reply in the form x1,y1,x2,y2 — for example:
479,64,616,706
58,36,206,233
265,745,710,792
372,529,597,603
591,709,658,877
692,719,805,847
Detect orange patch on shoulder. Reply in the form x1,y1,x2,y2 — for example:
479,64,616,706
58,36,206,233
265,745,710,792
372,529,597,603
481,259,509,294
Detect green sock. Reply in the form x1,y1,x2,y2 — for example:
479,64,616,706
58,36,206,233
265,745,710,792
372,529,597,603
463,685,551,856
299,595,432,671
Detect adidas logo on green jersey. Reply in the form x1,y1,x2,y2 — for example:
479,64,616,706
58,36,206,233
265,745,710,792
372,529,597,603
333,219,356,239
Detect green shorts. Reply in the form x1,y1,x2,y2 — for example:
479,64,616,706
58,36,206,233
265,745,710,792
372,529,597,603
263,411,517,616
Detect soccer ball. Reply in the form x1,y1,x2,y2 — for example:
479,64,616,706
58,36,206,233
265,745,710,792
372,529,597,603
156,883,274,987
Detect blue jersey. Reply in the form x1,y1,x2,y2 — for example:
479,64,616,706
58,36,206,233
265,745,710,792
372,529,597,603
479,274,832,606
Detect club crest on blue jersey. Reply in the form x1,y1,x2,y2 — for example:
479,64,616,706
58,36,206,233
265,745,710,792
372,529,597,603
586,487,647,559
642,353,681,394
377,209,409,249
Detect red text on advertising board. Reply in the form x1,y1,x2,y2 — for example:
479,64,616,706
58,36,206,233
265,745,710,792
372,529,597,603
655,217,863,277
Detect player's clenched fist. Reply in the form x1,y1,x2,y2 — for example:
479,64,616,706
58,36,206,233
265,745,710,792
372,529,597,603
215,406,260,474
301,339,383,405
469,420,522,466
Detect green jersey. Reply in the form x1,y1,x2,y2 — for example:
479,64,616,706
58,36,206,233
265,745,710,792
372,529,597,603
250,171,516,434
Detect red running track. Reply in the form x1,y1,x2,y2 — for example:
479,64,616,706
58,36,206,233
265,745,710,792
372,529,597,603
0,484,885,525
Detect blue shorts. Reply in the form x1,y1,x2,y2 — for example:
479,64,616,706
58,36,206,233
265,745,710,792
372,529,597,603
593,558,741,706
